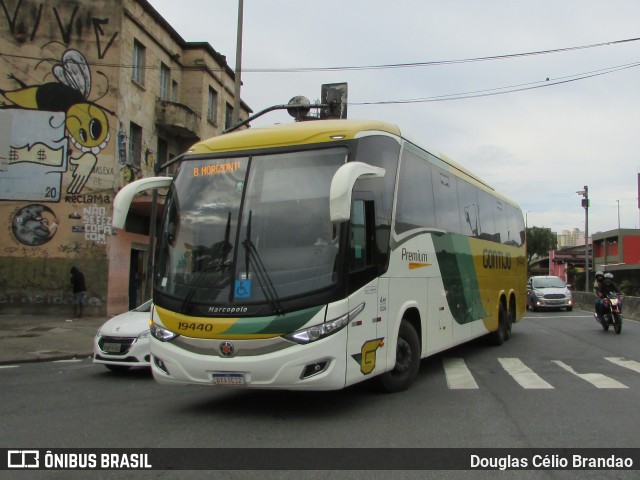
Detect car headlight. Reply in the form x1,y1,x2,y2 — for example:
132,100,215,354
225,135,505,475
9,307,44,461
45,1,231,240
284,303,365,344
150,322,179,342
137,329,150,340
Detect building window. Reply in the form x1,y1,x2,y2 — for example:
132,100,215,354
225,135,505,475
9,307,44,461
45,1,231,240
207,87,218,124
160,63,170,100
129,122,142,168
157,138,168,173
132,40,146,85
225,102,233,130
171,80,178,102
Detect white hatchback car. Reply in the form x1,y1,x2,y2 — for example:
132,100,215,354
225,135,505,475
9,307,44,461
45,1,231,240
93,300,152,371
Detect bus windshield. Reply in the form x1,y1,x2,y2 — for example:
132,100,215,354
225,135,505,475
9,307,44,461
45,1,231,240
154,147,348,311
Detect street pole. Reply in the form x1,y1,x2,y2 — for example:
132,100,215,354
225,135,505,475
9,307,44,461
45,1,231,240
577,186,589,291
617,200,620,229
231,0,243,126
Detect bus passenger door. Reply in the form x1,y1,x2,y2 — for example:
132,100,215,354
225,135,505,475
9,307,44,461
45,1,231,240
345,198,388,387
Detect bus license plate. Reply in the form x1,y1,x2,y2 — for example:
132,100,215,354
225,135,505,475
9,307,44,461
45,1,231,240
211,372,245,386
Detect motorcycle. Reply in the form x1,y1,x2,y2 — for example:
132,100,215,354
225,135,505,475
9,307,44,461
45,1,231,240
594,293,623,334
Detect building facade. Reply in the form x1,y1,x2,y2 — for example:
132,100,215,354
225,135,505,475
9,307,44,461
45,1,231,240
0,0,250,315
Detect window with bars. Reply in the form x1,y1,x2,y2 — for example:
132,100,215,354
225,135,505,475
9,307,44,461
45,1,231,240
132,40,146,85
160,63,170,100
129,122,142,168
207,87,218,124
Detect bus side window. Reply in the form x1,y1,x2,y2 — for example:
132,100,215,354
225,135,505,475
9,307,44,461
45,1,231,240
350,199,375,272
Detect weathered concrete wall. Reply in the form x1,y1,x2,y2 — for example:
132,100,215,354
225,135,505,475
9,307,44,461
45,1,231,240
572,291,639,321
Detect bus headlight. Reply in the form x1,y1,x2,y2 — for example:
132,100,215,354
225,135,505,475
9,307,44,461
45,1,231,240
285,302,365,344
150,322,180,342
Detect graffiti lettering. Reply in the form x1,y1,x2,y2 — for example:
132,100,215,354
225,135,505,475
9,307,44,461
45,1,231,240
65,194,111,204
92,17,118,59
92,165,114,175
82,205,111,244
52,5,78,45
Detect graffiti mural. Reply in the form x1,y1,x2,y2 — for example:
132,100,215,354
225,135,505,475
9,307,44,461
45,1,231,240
0,110,67,202
0,48,111,158
0,45,114,248
11,203,59,246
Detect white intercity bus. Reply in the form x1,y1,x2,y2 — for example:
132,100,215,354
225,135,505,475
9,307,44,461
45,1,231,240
113,119,526,392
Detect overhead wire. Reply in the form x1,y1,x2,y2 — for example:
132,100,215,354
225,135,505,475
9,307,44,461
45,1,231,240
242,36,640,73
350,60,640,105
1,36,639,104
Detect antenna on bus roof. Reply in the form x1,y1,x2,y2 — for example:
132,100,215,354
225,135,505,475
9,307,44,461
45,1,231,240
223,83,348,134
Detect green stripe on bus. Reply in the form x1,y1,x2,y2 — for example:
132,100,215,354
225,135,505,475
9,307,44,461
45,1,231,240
223,306,324,335
433,234,486,324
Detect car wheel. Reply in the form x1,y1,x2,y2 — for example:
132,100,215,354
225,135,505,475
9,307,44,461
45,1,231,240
105,365,131,373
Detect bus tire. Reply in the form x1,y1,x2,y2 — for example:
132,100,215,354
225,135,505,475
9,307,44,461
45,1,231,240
489,303,508,346
376,319,421,393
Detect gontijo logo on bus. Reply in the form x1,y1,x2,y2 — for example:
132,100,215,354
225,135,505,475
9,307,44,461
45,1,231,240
401,248,431,270
193,161,241,177
482,248,512,269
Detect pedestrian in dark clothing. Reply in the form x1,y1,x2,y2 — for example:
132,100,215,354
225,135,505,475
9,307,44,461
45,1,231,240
70,266,86,318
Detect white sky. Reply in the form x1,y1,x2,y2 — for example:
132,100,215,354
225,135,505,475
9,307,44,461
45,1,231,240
148,0,640,235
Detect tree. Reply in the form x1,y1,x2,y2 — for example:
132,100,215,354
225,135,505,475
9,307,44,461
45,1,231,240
526,226,557,272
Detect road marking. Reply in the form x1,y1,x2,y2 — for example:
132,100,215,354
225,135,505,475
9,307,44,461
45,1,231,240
498,358,554,389
552,360,628,389
605,357,640,374
0,365,19,369
53,359,83,363
442,358,478,389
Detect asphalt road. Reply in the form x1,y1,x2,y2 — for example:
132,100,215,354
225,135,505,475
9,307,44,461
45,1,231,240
1,309,639,480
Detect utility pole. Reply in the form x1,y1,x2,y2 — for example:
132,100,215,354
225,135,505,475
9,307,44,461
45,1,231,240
231,0,244,126
577,186,589,291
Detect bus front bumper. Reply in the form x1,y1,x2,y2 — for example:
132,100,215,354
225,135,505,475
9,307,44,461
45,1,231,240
149,331,348,391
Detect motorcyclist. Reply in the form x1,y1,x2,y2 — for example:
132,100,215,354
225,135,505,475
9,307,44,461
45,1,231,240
593,271,605,320
595,272,623,321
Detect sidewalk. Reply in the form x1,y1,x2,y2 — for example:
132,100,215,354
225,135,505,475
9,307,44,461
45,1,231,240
0,314,109,365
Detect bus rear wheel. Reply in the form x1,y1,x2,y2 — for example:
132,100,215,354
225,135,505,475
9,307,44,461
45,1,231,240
489,303,508,346
376,319,420,393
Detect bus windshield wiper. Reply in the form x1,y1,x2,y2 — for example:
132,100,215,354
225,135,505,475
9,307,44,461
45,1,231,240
179,212,233,314
242,210,284,315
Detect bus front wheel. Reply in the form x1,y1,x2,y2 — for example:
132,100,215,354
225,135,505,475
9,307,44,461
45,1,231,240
376,319,421,393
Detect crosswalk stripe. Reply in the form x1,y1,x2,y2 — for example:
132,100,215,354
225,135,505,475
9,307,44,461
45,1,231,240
552,360,628,389
498,357,554,389
605,357,640,374
442,358,478,389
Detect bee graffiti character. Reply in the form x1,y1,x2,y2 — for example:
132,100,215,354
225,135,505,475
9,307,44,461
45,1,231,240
0,49,111,155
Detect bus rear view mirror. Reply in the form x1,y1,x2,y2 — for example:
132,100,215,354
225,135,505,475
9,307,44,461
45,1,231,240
112,176,172,229
329,162,385,222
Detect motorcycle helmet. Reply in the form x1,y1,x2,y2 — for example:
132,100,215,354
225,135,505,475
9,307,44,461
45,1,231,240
595,271,604,280
604,272,614,281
